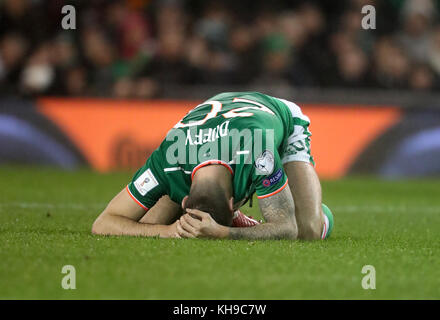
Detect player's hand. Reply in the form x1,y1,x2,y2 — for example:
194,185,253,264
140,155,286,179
177,209,229,239
163,221,182,238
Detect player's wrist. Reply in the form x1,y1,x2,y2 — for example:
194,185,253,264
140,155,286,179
217,225,230,239
158,223,178,238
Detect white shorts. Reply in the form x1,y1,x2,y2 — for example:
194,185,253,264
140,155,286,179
275,98,315,166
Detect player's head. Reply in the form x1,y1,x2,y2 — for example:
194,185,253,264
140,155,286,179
183,165,234,226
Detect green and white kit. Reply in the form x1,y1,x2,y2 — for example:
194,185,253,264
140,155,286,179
127,92,314,211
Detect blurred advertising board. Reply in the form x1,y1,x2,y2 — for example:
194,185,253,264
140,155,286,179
2,97,439,178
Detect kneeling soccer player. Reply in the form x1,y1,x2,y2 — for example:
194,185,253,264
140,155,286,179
92,92,334,240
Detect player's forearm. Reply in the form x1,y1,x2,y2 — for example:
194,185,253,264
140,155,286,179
230,185,298,240
92,214,173,238
227,221,297,240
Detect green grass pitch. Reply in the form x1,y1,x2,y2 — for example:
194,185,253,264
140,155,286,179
0,165,439,299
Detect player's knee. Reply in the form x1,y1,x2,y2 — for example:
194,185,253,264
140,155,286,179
301,222,322,240
298,209,323,240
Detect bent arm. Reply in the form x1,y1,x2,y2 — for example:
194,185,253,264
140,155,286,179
92,188,181,238
228,185,298,240
284,161,325,240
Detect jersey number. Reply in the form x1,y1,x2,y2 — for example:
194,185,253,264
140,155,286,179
174,98,275,128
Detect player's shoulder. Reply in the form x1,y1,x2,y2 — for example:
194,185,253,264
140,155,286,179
214,91,301,115
207,91,271,102
272,96,309,123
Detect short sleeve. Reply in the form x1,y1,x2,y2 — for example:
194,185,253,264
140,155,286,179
253,149,288,199
127,161,165,211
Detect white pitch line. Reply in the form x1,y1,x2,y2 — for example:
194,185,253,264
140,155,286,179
331,205,440,214
0,202,106,210
0,202,439,214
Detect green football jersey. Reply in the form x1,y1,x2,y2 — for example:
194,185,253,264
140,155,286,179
127,92,296,211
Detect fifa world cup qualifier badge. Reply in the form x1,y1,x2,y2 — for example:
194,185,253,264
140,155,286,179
255,150,275,175
134,169,159,195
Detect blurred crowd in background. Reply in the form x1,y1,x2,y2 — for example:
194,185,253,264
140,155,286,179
1,0,440,98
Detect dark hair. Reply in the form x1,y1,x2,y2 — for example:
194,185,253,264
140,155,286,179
184,182,233,226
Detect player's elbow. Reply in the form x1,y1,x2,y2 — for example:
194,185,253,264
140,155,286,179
91,214,108,235
287,223,298,240
91,218,102,235
281,221,298,240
